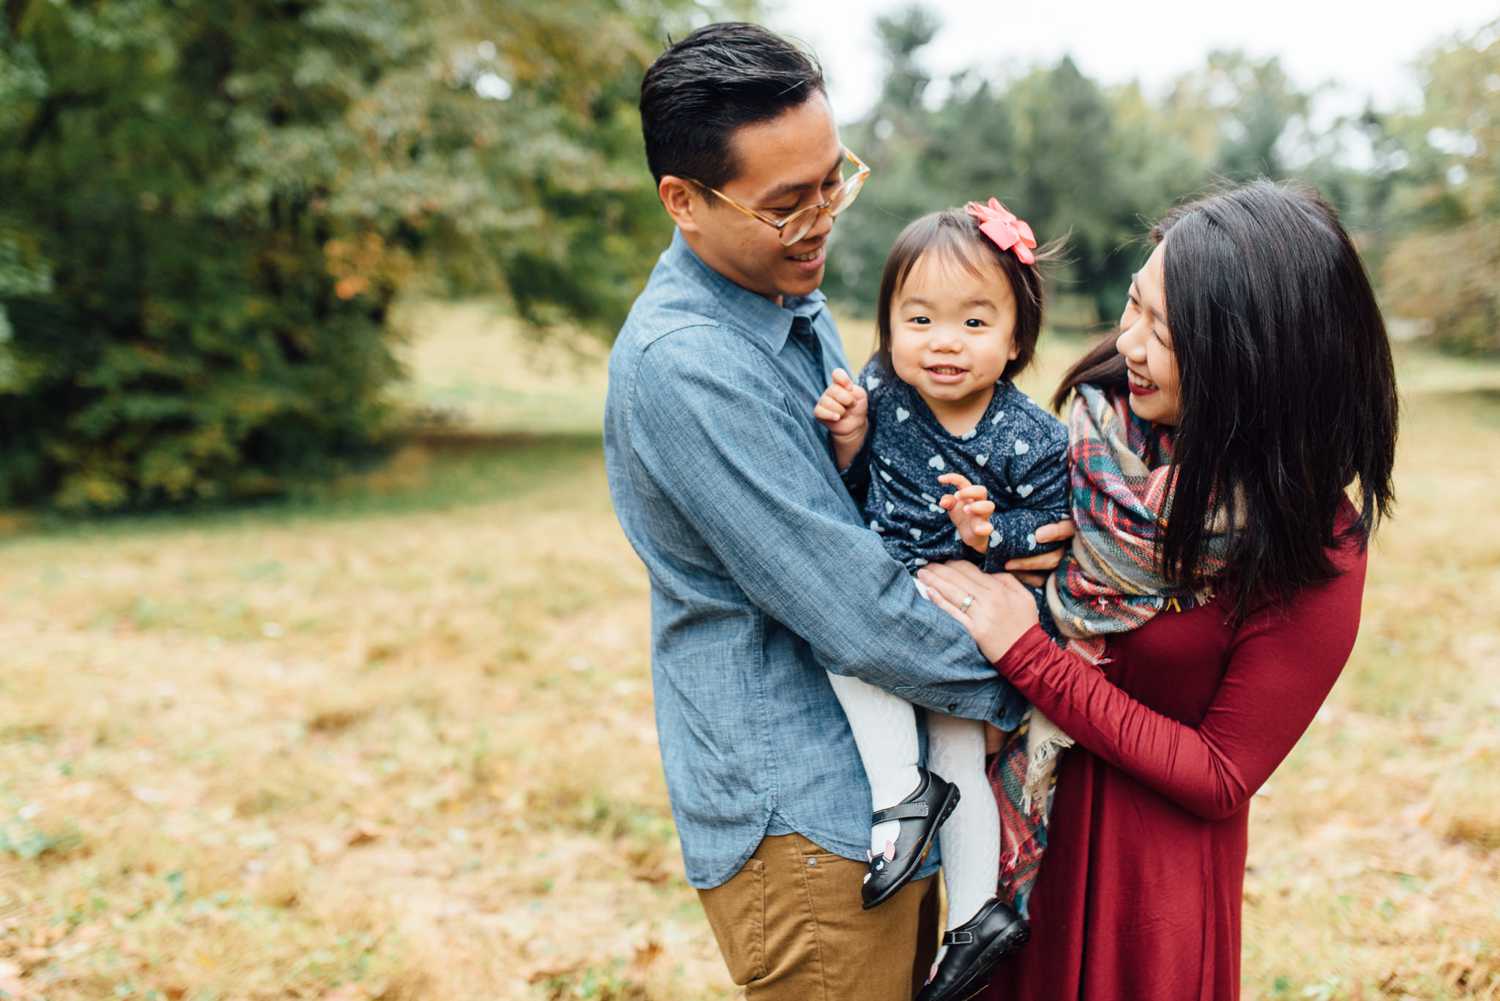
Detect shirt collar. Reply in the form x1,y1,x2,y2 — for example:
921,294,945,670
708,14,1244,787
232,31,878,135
665,230,827,353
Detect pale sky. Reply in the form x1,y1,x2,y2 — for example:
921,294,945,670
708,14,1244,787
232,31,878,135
770,0,1497,123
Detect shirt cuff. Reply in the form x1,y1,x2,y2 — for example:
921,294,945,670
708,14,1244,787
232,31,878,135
989,674,1031,732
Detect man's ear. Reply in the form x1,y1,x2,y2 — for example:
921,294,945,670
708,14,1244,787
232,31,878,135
658,176,700,233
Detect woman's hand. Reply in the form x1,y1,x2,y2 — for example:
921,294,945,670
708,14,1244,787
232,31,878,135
1003,519,1075,587
916,561,1040,663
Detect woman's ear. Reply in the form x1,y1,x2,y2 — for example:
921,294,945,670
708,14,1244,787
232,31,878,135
658,176,700,234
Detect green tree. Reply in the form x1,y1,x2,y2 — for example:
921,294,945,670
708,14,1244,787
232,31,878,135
1379,18,1499,354
0,0,725,510
1159,51,1316,181
433,1,745,328
825,19,1207,325
822,5,946,310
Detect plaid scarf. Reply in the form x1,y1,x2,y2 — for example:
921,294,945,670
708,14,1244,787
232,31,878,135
991,382,1233,914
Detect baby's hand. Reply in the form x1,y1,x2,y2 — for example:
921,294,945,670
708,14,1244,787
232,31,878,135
814,368,869,466
938,472,996,555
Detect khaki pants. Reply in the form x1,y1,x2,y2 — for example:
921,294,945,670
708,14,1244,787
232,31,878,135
698,832,940,1000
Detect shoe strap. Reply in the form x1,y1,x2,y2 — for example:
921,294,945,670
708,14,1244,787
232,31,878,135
871,801,931,823
943,930,975,946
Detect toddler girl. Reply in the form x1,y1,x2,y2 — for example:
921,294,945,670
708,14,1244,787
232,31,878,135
813,199,1068,1001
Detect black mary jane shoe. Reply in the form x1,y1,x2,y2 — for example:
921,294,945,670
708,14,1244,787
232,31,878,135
860,767,960,910
915,896,1030,1001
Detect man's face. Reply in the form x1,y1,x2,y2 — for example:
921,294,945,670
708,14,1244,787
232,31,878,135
682,95,844,303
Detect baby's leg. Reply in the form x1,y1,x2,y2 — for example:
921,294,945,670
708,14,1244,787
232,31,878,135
825,671,921,853
926,711,1000,933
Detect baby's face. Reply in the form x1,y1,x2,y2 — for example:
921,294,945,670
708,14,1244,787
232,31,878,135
888,250,1019,410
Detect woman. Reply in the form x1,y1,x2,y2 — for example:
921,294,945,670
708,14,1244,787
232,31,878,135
916,180,1398,1000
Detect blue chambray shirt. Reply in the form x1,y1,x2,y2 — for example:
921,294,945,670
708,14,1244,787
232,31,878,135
603,231,1028,889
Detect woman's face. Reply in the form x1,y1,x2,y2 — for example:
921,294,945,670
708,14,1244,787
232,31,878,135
1116,241,1181,425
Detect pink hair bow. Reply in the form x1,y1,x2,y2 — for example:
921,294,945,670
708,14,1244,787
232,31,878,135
965,197,1037,265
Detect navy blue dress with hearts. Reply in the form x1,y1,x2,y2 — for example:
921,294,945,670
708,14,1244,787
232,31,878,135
841,360,1070,635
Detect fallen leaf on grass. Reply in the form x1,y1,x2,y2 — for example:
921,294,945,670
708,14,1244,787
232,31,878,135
524,961,585,984
347,822,386,847
318,985,366,1001
631,939,663,972
0,960,34,1001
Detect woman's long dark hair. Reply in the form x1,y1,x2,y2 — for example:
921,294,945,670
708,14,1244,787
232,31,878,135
1054,180,1398,620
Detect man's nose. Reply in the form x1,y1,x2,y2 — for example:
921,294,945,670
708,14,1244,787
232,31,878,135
806,206,836,242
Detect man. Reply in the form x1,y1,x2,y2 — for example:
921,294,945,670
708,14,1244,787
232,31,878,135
603,22,1066,1001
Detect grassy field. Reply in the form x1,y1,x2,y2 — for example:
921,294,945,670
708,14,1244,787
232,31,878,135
0,299,1497,1000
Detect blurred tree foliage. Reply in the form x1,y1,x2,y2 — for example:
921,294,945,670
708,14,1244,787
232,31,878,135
823,11,1333,324
1378,18,1499,355
0,0,729,510
824,5,1499,360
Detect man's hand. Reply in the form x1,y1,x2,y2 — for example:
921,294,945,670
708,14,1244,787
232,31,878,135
813,368,869,470
937,472,995,555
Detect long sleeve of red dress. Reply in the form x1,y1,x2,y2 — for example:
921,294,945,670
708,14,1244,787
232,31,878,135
983,525,1369,1001
997,543,1366,820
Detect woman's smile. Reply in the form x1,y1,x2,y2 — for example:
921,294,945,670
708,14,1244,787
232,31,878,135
1126,367,1158,395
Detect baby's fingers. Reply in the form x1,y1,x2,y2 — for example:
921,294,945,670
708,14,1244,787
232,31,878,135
831,367,856,390
964,499,996,520
827,384,858,408
813,400,845,423
937,472,974,492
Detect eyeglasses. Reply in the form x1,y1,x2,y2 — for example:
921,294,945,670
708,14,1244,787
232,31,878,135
691,148,870,247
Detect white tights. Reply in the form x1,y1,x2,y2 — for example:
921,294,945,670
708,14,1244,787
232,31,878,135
825,671,1000,932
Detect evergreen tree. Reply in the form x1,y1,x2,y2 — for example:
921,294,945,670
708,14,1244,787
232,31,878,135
0,0,718,509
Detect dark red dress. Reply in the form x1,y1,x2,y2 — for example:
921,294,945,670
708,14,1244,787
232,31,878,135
981,518,1368,1001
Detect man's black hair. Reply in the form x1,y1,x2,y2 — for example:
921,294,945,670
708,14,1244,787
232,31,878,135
639,22,826,193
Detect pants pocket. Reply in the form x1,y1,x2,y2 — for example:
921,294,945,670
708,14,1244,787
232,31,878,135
698,858,768,985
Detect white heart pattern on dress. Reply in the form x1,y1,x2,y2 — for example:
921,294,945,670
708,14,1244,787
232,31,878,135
1014,439,1030,455
1016,483,1034,498
976,454,988,467
878,469,893,483
927,455,945,471
886,501,896,515
896,407,910,422
870,520,884,533
991,411,1005,425
866,376,882,391
1026,532,1037,550
909,528,922,541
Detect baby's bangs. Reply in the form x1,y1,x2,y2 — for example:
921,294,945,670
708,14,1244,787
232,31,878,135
891,219,997,296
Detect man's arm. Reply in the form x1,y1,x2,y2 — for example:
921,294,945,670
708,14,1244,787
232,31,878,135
627,330,1025,727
